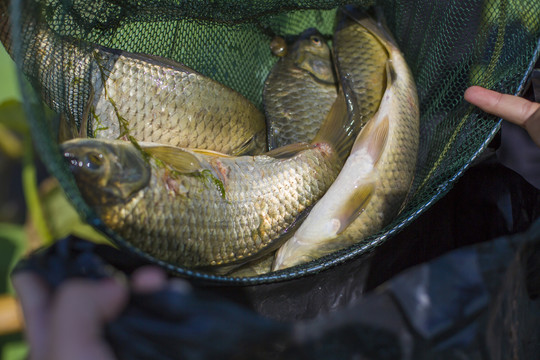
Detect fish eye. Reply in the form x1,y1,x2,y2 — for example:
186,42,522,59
311,35,321,45
86,151,104,170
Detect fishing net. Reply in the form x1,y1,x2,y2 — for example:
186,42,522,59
4,0,540,284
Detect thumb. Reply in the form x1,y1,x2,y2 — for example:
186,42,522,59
48,278,128,360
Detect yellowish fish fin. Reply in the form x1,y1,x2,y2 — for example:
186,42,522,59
191,148,233,158
230,135,257,156
143,145,202,173
266,142,313,159
58,113,78,143
312,88,360,162
352,114,389,165
335,183,375,234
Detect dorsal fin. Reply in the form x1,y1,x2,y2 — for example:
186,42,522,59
142,144,203,173
120,51,205,76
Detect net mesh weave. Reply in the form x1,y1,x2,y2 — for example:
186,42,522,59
6,0,540,284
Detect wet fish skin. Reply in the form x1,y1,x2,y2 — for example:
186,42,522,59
274,12,420,270
61,138,342,269
61,60,363,271
263,28,337,149
333,10,388,127
0,4,267,155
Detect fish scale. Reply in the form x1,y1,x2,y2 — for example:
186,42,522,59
91,51,266,155
264,29,338,149
333,14,388,125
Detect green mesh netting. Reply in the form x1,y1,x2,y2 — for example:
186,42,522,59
5,0,540,284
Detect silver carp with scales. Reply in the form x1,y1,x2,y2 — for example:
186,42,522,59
274,11,420,270
0,0,267,155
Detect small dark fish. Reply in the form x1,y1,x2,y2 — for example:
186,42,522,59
263,29,338,149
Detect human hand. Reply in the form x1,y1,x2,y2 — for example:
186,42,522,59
464,85,540,146
12,266,168,360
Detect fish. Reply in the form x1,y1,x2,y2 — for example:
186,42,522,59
332,8,388,128
273,11,420,270
263,28,338,149
60,76,363,271
0,2,267,155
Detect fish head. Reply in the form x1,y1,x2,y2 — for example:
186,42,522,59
61,139,151,206
292,28,335,84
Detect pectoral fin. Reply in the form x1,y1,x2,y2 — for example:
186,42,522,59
266,142,313,159
230,135,257,156
352,114,389,165
191,148,233,158
143,145,203,173
335,183,375,234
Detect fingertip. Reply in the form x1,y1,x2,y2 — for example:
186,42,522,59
96,278,130,319
131,266,168,293
464,85,486,104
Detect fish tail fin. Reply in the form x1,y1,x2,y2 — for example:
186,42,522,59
340,6,399,52
312,76,365,163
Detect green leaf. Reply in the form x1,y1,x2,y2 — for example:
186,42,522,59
0,224,26,295
2,340,28,360
0,47,21,103
39,179,112,245
0,100,29,134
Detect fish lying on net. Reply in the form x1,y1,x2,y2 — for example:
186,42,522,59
263,28,338,149
59,61,365,271
274,11,420,270
0,0,267,155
